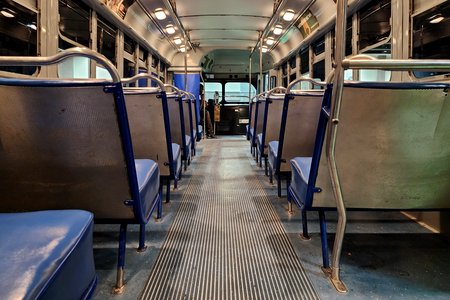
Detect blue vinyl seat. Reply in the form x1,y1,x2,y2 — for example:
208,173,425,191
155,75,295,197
289,157,312,203
268,141,278,182
135,160,160,217
185,134,192,162
172,143,182,180
0,210,96,300
197,125,203,140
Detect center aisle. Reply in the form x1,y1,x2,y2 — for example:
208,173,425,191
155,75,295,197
140,137,319,300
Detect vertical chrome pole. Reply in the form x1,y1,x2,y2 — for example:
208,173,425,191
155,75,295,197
326,0,348,293
249,56,252,104
184,36,188,90
259,33,264,93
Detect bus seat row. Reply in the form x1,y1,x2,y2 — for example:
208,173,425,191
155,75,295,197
248,70,450,291
0,210,97,300
0,48,199,296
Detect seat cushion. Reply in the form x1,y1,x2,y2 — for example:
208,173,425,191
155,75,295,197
183,135,191,159
268,141,279,171
290,157,312,205
0,210,96,300
248,127,254,141
171,143,181,179
192,130,197,149
135,159,160,220
196,125,203,141
185,135,192,148
256,133,264,155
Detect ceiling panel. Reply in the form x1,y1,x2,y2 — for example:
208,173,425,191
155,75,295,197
175,0,274,17
175,0,273,49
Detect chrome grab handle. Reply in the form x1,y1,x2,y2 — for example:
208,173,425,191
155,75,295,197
0,47,121,83
164,84,183,97
122,73,166,91
287,77,327,93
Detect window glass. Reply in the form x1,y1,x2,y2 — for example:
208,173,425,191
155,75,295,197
58,56,89,78
152,56,159,69
123,58,134,78
59,0,90,47
312,36,325,56
96,66,112,80
205,82,222,102
412,1,450,78
97,16,117,65
139,47,147,62
0,0,37,75
124,35,135,55
359,0,391,51
224,82,256,104
289,56,296,69
300,48,309,74
312,60,325,81
269,76,277,89
345,18,352,56
359,44,391,81
282,62,288,76
289,73,296,83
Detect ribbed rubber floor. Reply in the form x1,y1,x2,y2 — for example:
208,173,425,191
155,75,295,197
140,138,319,300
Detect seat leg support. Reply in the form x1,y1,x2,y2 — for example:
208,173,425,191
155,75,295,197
318,211,330,269
113,223,128,294
277,174,282,198
264,157,268,176
300,209,311,240
157,186,163,219
166,179,171,203
137,224,147,252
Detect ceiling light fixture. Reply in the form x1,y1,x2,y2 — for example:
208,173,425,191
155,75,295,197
273,25,283,35
261,46,269,53
174,37,182,45
283,9,295,21
154,8,166,20
166,24,176,35
0,10,14,18
266,37,274,45
180,46,186,52
429,15,444,24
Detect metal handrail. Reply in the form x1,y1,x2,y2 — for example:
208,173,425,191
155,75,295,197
343,57,450,71
0,47,121,83
327,0,348,293
327,1,450,293
287,77,327,93
266,86,287,97
122,73,166,91
164,84,182,97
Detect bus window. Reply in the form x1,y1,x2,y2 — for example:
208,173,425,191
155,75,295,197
225,82,256,104
124,34,136,55
0,0,37,75
59,0,90,48
58,56,90,78
312,37,325,56
312,60,325,81
359,44,391,81
205,82,222,103
359,0,391,52
269,76,277,89
412,1,450,78
299,48,309,75
96,66,112,80
97,15,117,65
